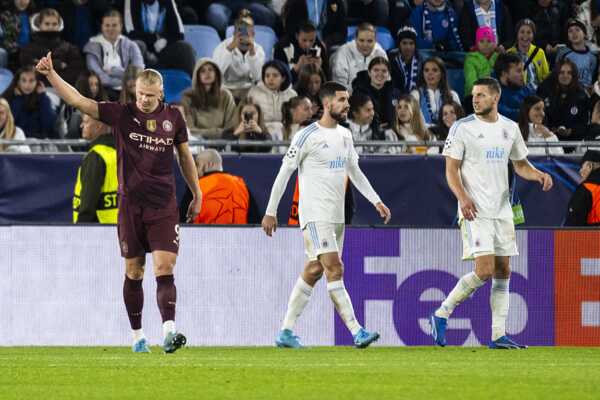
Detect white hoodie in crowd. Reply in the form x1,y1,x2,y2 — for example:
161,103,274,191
331,40,387,90
213,37,266,91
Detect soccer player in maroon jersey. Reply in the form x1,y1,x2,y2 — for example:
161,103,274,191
36,52,202,354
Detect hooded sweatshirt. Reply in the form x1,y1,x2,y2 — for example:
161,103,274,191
331,40,387,89
247,63,297,125
19,12,84,85
180,59,237,139
213,37,266,91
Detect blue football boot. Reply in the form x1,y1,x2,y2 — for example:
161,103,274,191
489,336,528,349
430,314,448,347
275,329,304,348
132,338,151,353
353,328,380,349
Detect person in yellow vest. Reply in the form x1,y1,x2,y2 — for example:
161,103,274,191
73,114,117,223
179,149,259,224
564,150,600,226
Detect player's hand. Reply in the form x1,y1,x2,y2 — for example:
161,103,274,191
459,195,477,221
261,215,277,237
375,202,391,224
186,195,202,223
35,52,54,76
539,172,553,192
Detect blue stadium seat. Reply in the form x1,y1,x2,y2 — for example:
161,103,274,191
225,25,277,61
0,68,13,95
346,26,396,51
157,69,191,104
184,25,221,60
447,68,465,100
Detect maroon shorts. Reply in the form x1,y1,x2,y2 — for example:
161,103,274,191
117,198,180,258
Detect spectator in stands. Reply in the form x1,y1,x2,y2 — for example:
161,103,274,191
4,65,57,139
83,9,145,98
281,0,347,48
19,8,84,85
247,59,297,141
0,0,36,70
122,0,196,76
464,26,498,111
281,95,313,142
72,114,117,224
0,97,30,152
222,97,272,152
507,19,550,90
213,10,265,101
205,0,278,39
555,19,598,90
459,0,513,52
410,0,463,51
388,26,421,94
393,94,437,154
537,58,590,143
277,95,313,153
574,0,600,50
179,149,258,224
118,64,141,104
564,149,600,226
331,22,387,90
572,100,600,144
65,70,109,140
494,52,535,121
57,0,109,50
347,91,395,154
352,57,399,128
517,95,564,155
294,63,324,118
429,100,464,140
181,58,236,141
410,56,461,125
347,0,389,27
530,0,571,59
273,21,328,84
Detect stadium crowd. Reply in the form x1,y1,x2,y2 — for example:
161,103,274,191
1,0,600,155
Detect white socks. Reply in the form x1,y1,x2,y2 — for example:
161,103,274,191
435,271,486,319
132,329,145,343
490,278,510,341
327,280,361,336
162,320,176,339
282,277,314,331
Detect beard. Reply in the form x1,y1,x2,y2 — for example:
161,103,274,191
475,105,493,116
329,109,348,123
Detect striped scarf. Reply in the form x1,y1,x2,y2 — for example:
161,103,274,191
396,55,419,93
474,0,497,44
423,1,463,51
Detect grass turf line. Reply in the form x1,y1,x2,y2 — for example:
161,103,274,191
0,347,598,400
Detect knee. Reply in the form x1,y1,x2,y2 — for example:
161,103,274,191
325,261,344,281
154,260,175,276
304,261,324,283
125,260,145,280
476,270,493,282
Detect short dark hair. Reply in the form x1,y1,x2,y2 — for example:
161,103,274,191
297,21,317,34
319,81,348,101
102,8,122,23
473,77,501,94
357,22,375,34
493,53,522,79
368,56,390,71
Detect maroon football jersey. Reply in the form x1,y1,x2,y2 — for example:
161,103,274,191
98,101,188,208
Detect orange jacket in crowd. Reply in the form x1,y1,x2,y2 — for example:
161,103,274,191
193,172,250,224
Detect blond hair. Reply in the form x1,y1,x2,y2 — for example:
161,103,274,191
394,95,430,141
0,98,16,151
136,69,164,87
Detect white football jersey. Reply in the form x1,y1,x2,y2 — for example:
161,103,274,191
284,122,359,228
443,114,529,219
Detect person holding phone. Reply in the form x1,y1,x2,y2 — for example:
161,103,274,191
213,9,266,101
222,97,272,152
274,21,329,83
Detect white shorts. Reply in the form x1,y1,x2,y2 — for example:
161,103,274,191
460,217,518,260
302,222,345,261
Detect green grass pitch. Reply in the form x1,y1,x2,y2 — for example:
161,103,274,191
1,347,598,399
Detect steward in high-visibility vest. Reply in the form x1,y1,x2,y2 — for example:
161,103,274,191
73,115,118,223
565,150,600,226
